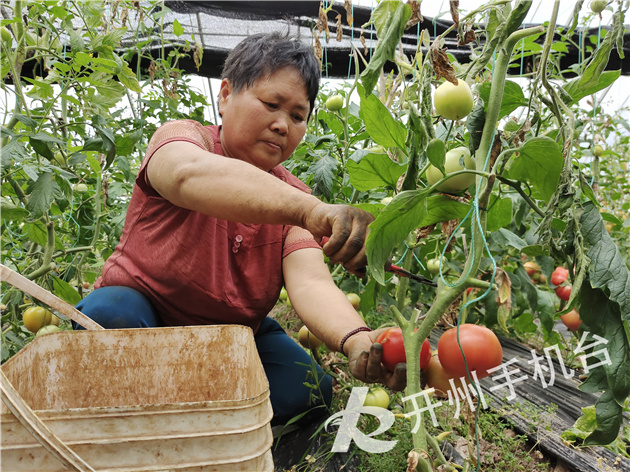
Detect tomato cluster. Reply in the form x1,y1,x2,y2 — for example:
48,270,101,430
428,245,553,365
551,266,572,301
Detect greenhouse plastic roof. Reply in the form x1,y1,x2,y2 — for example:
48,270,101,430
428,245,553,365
153,1,629,78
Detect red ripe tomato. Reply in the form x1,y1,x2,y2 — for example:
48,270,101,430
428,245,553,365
555,285,572,301
377,327,405,371
376,327,432,372
560,309,582,332
550,267,569,286
437,324,503,380
524,261,540,277
424,354,463,399
420,338,431,370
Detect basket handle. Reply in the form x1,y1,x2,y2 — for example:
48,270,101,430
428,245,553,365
0,264,104,330
1,370,96,471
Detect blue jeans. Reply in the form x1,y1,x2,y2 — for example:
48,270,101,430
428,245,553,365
75,286,332,426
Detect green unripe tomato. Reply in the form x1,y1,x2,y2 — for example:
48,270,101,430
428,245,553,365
380,196,393,205
433,79,474,120
590,0,607,12
363,387,390,409
53,152,65,166
426,147,476,193
1,26,11,44
426,258,441,274
593,144,604,157
74,183,88,194
325,94,344,111
36,325,61,337
279,287,288,301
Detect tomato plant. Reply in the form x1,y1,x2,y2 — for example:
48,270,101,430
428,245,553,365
437,324,503,379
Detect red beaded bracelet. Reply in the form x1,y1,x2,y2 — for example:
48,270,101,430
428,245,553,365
339,327,372,355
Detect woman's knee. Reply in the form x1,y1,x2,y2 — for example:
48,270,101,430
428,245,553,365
74,286,160,329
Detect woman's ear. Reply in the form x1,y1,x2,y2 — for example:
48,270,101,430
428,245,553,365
217,79,232,115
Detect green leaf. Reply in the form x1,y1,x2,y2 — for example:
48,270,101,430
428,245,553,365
535,288,556,334
358,84,407,150
117,65,142,93
29,132,64,160
564,70,621,105
173,18,184,36
67,27,84,52
359,2,412,96
584,390,624,446
309,154,337,200
507,136,563,203
577,31,615,92
366,189,431,284
347,152,405,191
486,195,512,232
26,172,61,218
13,113,38,129
418,195,470,227
491,228,527,251
579,282,630,406
0,197,30,220
426,138,446,174
2,139,31,166
92,115,117,170
478,80,527,120
581,203,630,322
466,101,486,155
51,277,82,305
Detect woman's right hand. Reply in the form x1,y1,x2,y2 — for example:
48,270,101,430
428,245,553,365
304,203,375,277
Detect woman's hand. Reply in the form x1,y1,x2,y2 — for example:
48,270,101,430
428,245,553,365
303,203,375,277
343,330,407,391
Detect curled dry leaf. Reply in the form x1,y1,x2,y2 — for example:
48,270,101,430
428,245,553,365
344,0,353,27
458,22,476,46
430,40,457,85
314,34,323,62
318,6,330,42
406,450,420,472
359,32,367,55
450,0,459,27
489,131,503,169
406,0,423,29
336,13,343,42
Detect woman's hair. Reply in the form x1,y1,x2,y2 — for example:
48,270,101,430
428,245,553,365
221,32,320,117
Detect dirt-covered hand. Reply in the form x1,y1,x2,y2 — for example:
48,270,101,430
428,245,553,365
304,203,374,277
343,330,407,391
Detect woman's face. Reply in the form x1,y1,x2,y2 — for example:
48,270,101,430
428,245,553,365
218,66,310,171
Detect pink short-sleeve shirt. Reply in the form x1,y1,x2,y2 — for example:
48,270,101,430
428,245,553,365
96,120,320,331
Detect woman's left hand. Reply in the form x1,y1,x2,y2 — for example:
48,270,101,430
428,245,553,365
343,329,407,391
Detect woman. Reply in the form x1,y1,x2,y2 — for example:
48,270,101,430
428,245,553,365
76,32,405,428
